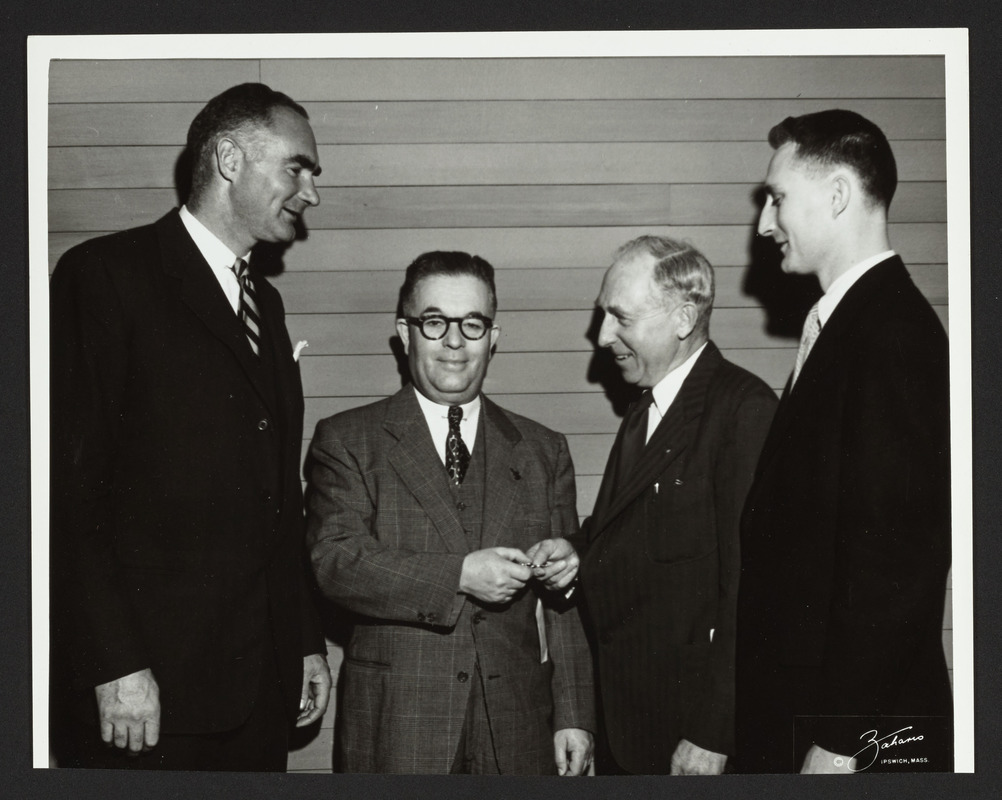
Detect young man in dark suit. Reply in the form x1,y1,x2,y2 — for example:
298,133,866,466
50,83,331,770
305,251,595,774
571,236,777,774
735,109,953,773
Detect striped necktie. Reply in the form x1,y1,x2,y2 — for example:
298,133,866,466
791,301,821,387
230,258,261,356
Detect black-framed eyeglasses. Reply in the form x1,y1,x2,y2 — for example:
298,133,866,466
403,314,494,341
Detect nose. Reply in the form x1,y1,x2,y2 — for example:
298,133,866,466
300,174,320,207
443,320,465,349
596,313,617,349
757,197,776,238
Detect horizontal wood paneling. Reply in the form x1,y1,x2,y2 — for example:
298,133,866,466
49,98,947,147
48,60,262,103
287,308,794,357
262,57,945,101
300,348,801,398
48,224,950,272
47,182,945,232
272,263,949,313
47,141,946,188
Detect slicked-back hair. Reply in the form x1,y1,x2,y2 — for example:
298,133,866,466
186,82,309,203
768,109,898,210
399,251,498,318
614,235,715,338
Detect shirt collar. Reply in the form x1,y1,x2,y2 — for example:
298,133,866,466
649,342,707,418
413,386,482,422
179,205,251,270
818,250,895,327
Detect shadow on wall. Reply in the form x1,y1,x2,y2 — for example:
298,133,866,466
585,306,642,420
742,186,821,340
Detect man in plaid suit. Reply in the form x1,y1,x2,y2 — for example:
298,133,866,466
306,251,595,774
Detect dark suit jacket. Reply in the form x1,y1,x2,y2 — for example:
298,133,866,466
735,256,953,772
50,209,324,735
305,388,595,774
576,342,776,774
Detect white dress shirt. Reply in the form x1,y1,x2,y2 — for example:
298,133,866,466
413,388,482,464
645,342,708,443
179,205,251,315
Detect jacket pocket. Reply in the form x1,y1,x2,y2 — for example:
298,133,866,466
645,473,717,563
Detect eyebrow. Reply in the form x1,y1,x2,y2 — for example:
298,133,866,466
293,154,321,176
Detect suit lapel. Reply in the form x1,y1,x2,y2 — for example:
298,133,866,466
155,210,278,418
590,343,721,536
480,398,525,550
384,389,470,555
754,256,904,475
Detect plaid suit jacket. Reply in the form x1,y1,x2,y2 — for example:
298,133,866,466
306,387,595,773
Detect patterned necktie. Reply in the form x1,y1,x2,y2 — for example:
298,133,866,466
613,391,654,492
791,301,821,387
445,405,471,486
230,258,262,356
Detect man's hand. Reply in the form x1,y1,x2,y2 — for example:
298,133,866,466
296,653,332,727
94,668,160,753
459,547,532,604
554,728,594,776
670,738,727,775
800,744,857,773
525,538,579,591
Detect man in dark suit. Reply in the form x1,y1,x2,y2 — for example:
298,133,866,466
569,235,777,775
735,109,953,773
50,83,331,771
305,251,595,774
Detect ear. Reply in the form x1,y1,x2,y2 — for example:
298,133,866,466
830,170,851,219
395,318,411,353
487,325,501,358
215,137,243,184
675,303,698,340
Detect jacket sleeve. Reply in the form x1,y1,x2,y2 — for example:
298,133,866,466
305,417,469,627
50,247,151,689
684,381,777,756
544,434,597,734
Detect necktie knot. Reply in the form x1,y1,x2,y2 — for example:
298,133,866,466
448,404,463,429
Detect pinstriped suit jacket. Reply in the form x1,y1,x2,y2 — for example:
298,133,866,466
305,387,595,773
577,342,776,773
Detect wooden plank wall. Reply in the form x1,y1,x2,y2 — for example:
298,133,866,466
47,56,949,772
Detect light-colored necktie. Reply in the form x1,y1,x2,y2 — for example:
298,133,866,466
230,258,261,356
791,301,821,387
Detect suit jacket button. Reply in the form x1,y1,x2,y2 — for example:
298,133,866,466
257,419,270,431
472,611,485,624
456,501,467,510
417,612,426,622
426,612,437,622
457,671,469,682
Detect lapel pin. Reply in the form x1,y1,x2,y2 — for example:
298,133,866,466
510,467,521,480
654,482,660,494
674,478,684,486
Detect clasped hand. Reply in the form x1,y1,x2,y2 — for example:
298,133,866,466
459,539,579,604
